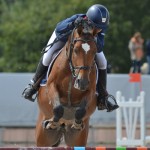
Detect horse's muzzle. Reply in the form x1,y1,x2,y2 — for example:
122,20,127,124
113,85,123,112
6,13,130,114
74,78,89,91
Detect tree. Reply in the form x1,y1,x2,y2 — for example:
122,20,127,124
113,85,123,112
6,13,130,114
0,0,150,73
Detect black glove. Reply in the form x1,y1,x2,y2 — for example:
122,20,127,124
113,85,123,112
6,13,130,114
74,17,84,27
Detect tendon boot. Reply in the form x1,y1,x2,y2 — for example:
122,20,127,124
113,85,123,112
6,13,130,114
22,58,48,102
97,69,119,112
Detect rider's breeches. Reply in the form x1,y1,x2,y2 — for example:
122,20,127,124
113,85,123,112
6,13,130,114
42,30,107,70
96,52,107,70
42,30,65,66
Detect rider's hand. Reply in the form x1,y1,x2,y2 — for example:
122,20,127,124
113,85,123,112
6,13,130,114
74,17,84,27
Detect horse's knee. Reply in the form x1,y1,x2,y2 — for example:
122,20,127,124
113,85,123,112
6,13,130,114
53,105,64,122
75,107,86,122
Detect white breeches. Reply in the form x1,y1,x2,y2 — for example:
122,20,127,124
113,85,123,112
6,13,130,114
42,30,107,70
96,52,107,69
42,30,65,66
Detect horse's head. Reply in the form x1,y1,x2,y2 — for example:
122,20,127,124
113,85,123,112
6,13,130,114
66,21,100,91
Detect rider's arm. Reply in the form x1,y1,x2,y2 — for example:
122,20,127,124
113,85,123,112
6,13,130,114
97,31,105,53
55,14,85,35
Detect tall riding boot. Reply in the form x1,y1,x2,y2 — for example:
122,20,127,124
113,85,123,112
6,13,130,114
22,57,48,102
97,69,119,112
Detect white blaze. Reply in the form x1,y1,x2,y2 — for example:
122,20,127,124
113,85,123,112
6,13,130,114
82,43,90,54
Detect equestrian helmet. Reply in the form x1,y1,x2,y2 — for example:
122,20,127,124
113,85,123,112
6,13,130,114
86,4,109,30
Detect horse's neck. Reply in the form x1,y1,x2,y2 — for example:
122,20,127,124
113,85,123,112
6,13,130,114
58,47,69,69
50,47,70,78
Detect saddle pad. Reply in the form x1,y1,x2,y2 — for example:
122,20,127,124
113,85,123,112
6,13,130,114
40,50,62,86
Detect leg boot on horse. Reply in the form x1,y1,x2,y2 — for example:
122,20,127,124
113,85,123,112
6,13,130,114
22,57,48,102
97,69,119,112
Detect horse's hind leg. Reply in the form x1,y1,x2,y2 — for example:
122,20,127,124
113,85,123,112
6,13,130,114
35,112,62,147
64,118,89,146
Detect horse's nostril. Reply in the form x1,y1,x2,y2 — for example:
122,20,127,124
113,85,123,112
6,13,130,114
85,79,89,87
79,79,89,89
74,77,89,91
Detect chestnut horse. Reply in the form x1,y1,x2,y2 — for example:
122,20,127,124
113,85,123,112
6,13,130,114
36,22,98,147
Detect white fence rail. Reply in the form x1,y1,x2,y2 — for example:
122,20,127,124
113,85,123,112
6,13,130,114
116,91,150,146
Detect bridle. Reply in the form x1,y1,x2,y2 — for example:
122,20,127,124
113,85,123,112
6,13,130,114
67,27,97,78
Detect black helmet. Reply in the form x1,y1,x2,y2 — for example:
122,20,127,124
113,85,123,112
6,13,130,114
86,4,109,30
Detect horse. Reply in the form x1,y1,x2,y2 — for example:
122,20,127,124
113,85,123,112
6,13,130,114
35,21,99,147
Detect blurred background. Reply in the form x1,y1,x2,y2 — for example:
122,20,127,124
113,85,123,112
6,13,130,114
0,0,150,148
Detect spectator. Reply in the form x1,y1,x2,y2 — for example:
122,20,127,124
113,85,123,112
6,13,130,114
128,32,144,73
146,39,150,74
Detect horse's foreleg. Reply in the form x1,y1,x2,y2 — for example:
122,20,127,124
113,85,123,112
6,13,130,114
65,118,89,146
43,105,64,129
36,111,63,147
35,111,52,146
72,94,96,130
71,106,86,130
53,105,64,122
39,83,64,130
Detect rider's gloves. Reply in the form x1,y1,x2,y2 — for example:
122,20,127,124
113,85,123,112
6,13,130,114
74,17,84,27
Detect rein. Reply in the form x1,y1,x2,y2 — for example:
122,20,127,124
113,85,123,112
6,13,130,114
67,28,97,78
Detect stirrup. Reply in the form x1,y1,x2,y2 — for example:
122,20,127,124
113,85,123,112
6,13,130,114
22,84,37,102
98,94,119,112
105,95,119,112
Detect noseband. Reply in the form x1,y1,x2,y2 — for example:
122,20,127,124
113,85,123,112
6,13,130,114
67,28,97,78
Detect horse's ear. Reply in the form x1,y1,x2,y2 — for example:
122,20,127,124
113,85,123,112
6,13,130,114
77,26,83,35
93,28,100,37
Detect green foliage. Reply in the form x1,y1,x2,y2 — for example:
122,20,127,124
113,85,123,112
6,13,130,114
0,0,150,73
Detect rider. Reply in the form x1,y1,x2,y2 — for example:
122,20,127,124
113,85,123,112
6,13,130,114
22,4,119,112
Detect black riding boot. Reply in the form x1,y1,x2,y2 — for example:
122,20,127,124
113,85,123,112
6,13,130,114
22,57,48,102
97,69,119,112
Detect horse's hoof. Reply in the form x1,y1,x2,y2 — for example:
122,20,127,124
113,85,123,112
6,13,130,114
71,121,84,130
42,120,60,130
42,120,48,129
